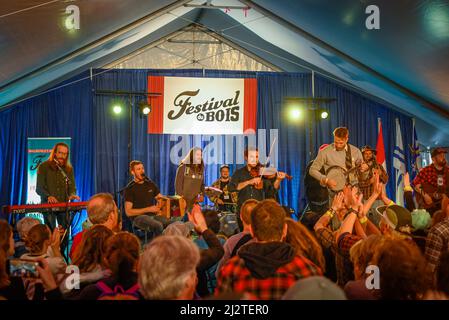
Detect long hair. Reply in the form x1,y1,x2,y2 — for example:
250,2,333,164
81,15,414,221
48,142,73,173
72,225,113,273
104,232,140,282
285,218,326,271
24,224,51,255
0,250,9,288
0,220,13,255
180,147,204,174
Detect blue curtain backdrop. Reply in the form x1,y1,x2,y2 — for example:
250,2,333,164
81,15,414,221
0,74,94,233
0,69,414,231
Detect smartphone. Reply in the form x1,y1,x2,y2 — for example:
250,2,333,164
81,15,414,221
7,259,40,279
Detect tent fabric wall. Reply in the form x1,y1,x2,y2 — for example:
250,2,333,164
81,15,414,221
1,69,414,225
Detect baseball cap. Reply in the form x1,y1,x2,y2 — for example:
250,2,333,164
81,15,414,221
431,147,447,158
282,276,346,300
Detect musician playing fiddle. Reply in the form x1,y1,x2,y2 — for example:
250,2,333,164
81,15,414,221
228,147,285,215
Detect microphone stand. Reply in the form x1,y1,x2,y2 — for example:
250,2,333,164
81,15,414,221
117,179,137,232
55,160,71,261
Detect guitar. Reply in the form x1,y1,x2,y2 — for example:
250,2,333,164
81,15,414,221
415,183,448,210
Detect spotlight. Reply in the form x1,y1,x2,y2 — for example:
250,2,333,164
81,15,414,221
112,105,122,115
138,101,151,115
289,107,303,120
320,111,329,119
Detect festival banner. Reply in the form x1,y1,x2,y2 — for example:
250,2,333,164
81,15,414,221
27,137,71,205
147,76,257,134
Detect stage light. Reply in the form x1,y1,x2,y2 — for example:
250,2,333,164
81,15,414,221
138,101,151,115
289,107,303,120
320,111,329,119
112,105,122,115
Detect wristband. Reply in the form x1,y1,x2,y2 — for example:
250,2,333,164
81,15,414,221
324,209,334,219
404,186,413,192
388,200,395,206
359,216,368,224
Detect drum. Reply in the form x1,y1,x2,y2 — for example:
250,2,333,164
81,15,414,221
218,211,239,237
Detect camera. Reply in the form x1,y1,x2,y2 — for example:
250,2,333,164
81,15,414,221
7,259,40,279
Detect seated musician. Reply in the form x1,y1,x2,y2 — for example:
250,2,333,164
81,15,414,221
124,160,170,238
210,165,238,212
412,147,449,214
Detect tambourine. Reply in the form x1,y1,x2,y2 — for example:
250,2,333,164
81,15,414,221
204,186,223,198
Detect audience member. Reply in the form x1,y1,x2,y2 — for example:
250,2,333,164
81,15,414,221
216,200,322,299
139,235,200,299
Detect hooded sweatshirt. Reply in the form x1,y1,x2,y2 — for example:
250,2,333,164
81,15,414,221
237,242,296,279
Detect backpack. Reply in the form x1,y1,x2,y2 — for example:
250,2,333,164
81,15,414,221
96,281,140,300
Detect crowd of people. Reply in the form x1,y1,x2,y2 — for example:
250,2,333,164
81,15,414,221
1,127,449,300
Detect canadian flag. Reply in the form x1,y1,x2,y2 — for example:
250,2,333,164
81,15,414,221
376,118,387,171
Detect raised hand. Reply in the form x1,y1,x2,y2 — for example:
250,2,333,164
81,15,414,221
331,192,344,212
404,172,410,187
188,204,208,234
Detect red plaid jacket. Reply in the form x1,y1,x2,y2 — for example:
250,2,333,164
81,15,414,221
412,164,449,189
215,254,322,300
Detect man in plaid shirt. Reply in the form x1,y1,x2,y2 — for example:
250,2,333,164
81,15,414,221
215,200,322,300
425,203,449,272
412,147,449,213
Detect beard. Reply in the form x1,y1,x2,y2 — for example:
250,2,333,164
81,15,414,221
55,157,67,166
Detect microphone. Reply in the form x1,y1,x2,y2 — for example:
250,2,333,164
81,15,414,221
54,159,69,181
141,173,150,182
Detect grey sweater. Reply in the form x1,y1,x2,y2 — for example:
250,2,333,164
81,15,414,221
309,143,363,182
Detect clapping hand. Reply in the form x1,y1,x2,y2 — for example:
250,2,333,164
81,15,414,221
331,192,344,212
188,204,208,234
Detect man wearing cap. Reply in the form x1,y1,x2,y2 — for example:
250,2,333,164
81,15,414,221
412,147,449,214
210,165,237,212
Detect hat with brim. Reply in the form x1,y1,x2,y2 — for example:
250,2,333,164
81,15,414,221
361,145,377,154
376,205,412,230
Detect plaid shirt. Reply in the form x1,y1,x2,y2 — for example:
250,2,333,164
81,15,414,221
336,232,362,287
215,254,322,300
413,164,449,189
425,219,449,272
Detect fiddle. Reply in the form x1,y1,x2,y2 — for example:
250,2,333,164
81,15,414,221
249,163,264,189
255,165,293,180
